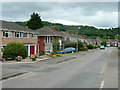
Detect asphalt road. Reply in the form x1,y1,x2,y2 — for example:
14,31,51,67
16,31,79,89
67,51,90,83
2,47,118,88
1,49,97,78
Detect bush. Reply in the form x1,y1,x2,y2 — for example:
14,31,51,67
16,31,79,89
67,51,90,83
83,46,88,51
3,42,27,60
56,54,61,57
94,46,100,49
118,47,120,49
39,51,44,56
53,40,60,54
51,51,56,55
87,44,94,49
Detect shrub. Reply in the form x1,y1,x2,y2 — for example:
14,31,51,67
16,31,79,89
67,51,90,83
53,40,60,54
3,42,27,60
51,51,56,55
39,51,44,56
94,46,100,49
87,44,94,49
56,54,61,57
83,46,88,51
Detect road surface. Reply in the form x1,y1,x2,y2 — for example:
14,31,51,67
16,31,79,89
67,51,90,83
2,47,118,88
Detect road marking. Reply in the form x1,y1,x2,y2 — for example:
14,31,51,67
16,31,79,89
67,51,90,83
100,63,108,74
100,80,104,89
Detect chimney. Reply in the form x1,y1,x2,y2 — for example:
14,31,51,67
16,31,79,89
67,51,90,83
51,26,56,31
66,30,69,34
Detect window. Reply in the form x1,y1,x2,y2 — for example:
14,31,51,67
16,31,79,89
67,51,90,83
46,48,51,54
3,31,12,37
45,36,52,43
23,33,29,38
32,34,36,38
15,32,22,38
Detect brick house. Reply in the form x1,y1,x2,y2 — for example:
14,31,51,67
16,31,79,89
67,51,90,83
105,39,118,47
0,20,39,57
85,39,101,46
36,27,64,54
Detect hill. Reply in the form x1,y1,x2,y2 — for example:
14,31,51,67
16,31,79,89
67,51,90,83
15,21,119,39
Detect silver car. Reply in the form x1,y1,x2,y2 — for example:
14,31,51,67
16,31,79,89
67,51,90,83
100,46,105,49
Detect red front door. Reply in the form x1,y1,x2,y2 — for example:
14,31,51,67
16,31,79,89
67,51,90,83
30,46,35,55
36,45,38,54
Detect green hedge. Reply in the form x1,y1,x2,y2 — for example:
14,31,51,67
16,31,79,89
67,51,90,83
3,42,27,60
87,44,94,49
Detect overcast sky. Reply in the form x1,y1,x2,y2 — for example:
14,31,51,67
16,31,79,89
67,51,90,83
1,2,118,28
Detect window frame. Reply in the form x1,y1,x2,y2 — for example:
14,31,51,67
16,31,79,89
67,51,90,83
15,32,22,38
23,33,29,38
3,31,12,38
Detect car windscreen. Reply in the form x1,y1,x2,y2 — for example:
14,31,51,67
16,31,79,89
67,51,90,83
64,48,72,51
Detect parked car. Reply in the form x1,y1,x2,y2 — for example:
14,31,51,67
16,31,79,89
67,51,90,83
100,46,105,49
57,47,76,54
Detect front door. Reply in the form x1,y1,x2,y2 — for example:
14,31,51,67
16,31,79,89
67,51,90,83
30,46,35,55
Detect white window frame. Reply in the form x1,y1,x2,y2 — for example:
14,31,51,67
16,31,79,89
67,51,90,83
23,33,29,38
3,31,12,38
32,33,36,39
15,32,22,38
46,36,52,43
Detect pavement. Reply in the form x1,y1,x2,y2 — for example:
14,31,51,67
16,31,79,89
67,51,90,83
0,57,49,64
1,47,118,88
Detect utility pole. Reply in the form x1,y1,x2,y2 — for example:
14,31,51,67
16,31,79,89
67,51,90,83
76,27,80,52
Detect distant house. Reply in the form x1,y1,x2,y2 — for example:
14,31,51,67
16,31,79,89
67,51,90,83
0,20,39,56
86,39,101,46
36,27,64,54
105,39,118,47
59,30,84,44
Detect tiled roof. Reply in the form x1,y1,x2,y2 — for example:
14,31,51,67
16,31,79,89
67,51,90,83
0,20,36,33
36,27,61,36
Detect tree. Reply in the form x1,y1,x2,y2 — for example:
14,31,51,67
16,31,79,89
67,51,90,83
101,41,107,47
87,44,94,49
27,12,44,30
52,40,60,54
3,42,27,60
115,35,120,40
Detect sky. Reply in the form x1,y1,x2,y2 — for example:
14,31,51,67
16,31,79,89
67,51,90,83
1,1,118,28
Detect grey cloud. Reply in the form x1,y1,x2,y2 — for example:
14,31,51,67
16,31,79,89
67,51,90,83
1,2,118,28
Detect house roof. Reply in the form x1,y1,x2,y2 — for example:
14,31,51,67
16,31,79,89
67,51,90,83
0,20,37,33
36,27,62,36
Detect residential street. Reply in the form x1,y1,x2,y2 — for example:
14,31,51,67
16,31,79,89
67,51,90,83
2,47,118,88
